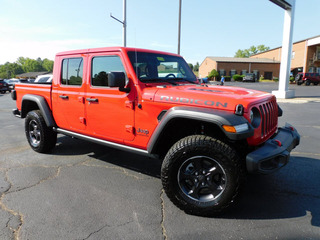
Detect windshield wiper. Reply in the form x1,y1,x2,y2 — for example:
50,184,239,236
162,79,178,85
142,78,178,85
174,78,197,84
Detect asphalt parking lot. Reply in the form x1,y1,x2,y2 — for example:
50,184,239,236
0,82,320,240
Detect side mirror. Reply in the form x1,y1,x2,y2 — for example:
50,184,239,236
108,72,130,93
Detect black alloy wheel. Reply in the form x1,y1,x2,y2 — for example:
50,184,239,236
25,110,57,153
177,156,227,203
161,135,244,216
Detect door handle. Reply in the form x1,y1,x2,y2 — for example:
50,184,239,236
59,95,69,99
86,98,98,103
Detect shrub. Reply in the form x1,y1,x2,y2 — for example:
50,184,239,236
289,77,295,82
273,77,279,82
224,76,231,81
233,74,243,82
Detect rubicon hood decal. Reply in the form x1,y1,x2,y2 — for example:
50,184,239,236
187,88,222,93
146,85,273,111
159,96,228,108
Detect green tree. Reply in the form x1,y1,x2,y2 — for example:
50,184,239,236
234,45,270,58
24,58,43,72
193,62,199,72
257,44,270,53
17,57,27,67
208,69,219,81
0,62,23,78
188,63,194,71
42,58,54,72
0,57,54,79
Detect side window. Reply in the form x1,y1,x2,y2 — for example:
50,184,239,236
91,56,125,87
61,58,83,86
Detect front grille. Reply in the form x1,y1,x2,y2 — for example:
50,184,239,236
258,99,278,139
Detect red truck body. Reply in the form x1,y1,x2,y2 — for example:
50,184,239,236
12,47,300,216
15,47,277,147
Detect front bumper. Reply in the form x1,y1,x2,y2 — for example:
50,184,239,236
246,123,300,174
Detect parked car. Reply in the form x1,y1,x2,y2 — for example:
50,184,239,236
5,79,20,91
34,74,53,83
0,79,10,93
295,72,320,86
242,73,256,82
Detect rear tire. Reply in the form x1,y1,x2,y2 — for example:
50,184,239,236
25,110,57,153
161,135,244,216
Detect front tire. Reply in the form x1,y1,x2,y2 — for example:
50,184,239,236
161,135,244,216
306,80,311,86
25,110,57,153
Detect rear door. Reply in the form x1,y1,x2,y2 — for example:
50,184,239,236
85,52,135,142
52,56,87,131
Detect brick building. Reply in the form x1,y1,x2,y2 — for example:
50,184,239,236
199,57,280,80
199,35,320,80
251,35,320,76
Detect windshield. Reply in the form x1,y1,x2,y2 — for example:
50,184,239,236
127,51,197,84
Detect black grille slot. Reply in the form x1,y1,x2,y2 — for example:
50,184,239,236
258,99,278,139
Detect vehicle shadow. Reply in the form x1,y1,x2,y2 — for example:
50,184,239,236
52,135,162,178
52,137,320,227
52,135,110,156
222,156,320,227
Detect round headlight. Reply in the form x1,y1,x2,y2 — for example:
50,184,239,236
250,107,261,128
250,110,254,122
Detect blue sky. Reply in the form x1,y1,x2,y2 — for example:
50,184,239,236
0,0,319,65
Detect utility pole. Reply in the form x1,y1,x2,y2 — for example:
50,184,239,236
178,0,182,55
110,0,127,47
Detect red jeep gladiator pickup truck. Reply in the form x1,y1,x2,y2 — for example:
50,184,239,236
12,47,300,216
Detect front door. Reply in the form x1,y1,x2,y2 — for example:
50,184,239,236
85,53,135,142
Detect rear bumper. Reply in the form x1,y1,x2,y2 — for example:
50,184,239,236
246,123,300,174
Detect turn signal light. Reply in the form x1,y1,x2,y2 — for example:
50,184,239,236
222,123,249,133
222,125,237,133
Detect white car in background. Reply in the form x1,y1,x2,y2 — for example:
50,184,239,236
34,74,53,83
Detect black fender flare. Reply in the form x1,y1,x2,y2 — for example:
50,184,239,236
147,106,254,154
21,94,56,127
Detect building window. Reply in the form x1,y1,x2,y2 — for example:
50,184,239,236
241,70,247,75
291,51,295,59
61,58,83,86
264,72,273,80
230,69,237,77
219,69,225,76
308,67,314,73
